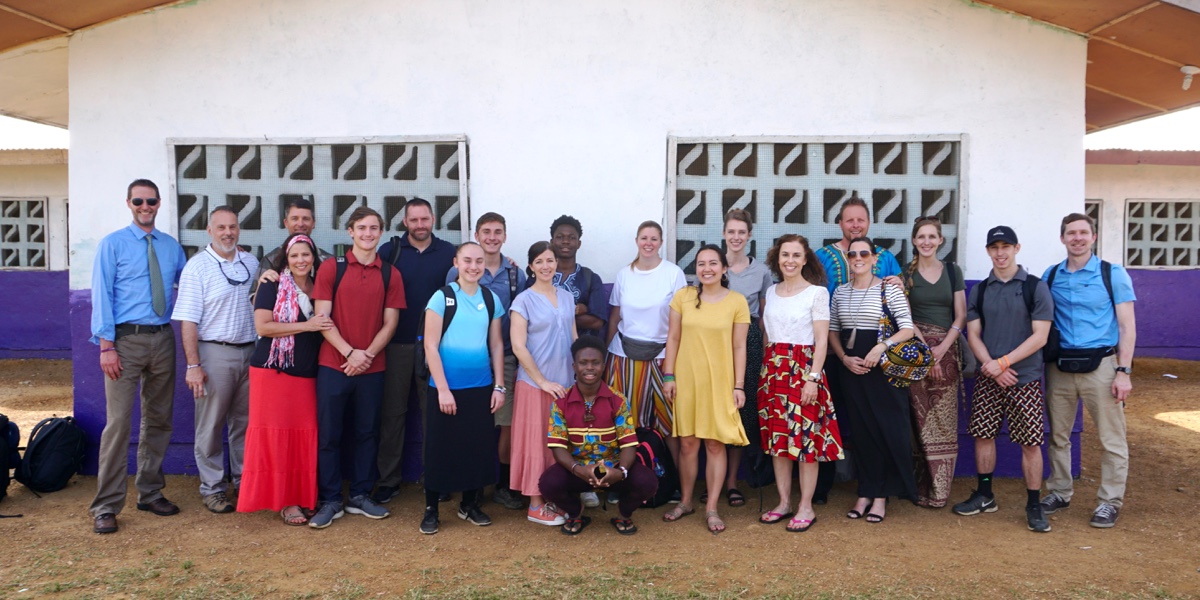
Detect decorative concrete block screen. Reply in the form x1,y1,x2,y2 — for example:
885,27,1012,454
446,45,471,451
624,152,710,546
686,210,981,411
1125,200,1200,268
666,137,962,274
0,197,48,269
1086,199,1102,257
170,138,470,258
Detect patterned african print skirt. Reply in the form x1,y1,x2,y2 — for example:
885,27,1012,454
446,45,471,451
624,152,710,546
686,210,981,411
605,354,671,437
757,342,844,463
908,322,961,508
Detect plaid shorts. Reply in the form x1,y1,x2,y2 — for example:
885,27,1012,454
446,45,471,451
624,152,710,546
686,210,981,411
968,377,1046,447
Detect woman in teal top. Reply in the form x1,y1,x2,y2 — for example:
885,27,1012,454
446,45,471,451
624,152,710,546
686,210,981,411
421,242,506,535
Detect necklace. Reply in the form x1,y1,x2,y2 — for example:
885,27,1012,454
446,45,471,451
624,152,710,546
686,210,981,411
846,278,874,349
583,396,596,423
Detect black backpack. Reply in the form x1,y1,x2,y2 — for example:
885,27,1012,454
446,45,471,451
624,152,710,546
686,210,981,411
15,416,86,494
1042,260,1116,363
635,428,679,508
0,413,20,504
414,284,497,380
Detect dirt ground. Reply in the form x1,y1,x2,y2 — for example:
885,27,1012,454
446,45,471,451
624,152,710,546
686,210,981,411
1,358,1198,599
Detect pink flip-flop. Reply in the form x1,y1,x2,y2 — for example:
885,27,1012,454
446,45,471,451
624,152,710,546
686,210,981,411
759,510,794,524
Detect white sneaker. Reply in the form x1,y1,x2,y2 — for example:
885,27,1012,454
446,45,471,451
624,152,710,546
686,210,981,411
581,491,600,508
527,503,566,526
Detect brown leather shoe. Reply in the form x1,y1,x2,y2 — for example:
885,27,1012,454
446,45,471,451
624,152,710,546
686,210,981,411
136,497,181,516
94,513,118,534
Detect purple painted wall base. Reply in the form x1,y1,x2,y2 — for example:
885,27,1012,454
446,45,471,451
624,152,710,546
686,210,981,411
1129,270,1200,360
1,271,71,359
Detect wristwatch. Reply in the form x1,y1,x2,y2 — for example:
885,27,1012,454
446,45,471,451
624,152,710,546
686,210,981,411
494,386,507,394
1114,366,1132,375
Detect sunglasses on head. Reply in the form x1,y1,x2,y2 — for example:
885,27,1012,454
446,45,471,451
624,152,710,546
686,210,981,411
131,197,160,207
846,250,875,258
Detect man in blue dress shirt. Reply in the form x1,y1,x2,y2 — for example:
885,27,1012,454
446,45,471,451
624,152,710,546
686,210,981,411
88,179,188,534
1039,213,1137,529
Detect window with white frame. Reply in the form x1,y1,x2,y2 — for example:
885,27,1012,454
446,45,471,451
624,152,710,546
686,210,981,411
666,137,962,274
1085,199,1102,256
171,138,470,258
1125,199,1199,268
0,197,48,268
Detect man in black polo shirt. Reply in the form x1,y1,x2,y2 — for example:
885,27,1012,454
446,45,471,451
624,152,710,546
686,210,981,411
954,226,1055,533
250,198,332,301
373,198,456,504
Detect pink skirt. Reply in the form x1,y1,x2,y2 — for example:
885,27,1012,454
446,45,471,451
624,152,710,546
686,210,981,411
236,367,318,513
509,380,557,496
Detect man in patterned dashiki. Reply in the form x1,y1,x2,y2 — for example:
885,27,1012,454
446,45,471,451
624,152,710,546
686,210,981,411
538,336,658,535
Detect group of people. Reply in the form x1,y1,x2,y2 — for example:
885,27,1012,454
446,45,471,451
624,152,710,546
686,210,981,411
88,178,1136,538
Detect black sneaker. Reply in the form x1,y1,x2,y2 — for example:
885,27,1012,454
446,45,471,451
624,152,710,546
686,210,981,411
419,507,439,535
457,504,492,526
1039,492,1070,514
1090,503,1119,528
952,490,998,516
492,487,525,510
371,485,400,504
1027,504,1051,532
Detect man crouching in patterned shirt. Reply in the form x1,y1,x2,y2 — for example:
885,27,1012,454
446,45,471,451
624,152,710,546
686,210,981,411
538,336,658,535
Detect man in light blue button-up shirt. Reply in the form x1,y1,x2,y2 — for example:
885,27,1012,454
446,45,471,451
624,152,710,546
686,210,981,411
1039,212,1137,529
88,179,187,535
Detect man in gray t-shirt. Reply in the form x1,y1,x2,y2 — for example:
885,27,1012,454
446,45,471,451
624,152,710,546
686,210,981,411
953,226,1055,534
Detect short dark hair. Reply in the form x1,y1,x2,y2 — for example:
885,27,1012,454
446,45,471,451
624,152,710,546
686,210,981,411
209,205,237,219
847,236,876,250
1060,212,1095,236
284,198,315,219
404,197,433,215
571,335,607,360
127,179,159,201
550,215,582,238
836,196,869,223
346,206,383,230
475,212,506,231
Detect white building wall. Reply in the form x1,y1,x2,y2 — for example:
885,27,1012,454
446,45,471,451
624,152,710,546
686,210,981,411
0,157,69,270
67,0,1086,287
1086,163,1200,267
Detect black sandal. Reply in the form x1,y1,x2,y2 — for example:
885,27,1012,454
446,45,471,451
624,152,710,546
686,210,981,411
610,517,638,535
726,488,746,507
560,515,592,535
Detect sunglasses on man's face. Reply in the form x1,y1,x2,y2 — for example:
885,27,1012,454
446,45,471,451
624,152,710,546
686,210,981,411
131,197,160,207
846,250,875,258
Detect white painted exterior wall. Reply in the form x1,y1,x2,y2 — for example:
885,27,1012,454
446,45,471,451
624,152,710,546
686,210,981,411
0,152,69,270
66,0,1086,287
1086,163,1200,268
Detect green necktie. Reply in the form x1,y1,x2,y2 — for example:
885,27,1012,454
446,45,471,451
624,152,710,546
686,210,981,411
147,234,166,317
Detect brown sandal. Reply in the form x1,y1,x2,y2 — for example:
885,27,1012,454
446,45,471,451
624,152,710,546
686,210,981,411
662,504,695,522
705,511,726,535
280,506,308,526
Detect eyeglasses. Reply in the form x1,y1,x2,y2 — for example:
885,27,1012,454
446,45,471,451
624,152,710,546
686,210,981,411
131,197,160,207
845,250,875,258
217,258,251,286
913,215,940,224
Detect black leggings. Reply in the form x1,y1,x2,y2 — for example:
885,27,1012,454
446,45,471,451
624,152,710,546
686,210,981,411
425,489,479,512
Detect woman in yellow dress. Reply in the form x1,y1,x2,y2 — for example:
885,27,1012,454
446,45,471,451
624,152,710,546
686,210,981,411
661,244,750,534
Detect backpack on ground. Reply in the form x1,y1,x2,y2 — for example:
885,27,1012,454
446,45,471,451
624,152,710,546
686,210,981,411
635,427,679,508
15,416,86,494
0,413,20,503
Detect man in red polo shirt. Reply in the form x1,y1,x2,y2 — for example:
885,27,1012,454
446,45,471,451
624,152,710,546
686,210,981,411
308,206,405,529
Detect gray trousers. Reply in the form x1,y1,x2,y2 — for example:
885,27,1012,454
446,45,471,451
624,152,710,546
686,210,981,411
89,328,176,517
376,342,427,488
194,341,253,497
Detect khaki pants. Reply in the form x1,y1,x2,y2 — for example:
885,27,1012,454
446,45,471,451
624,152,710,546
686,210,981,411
194,342,253,497
1045,354,1128,508
89,328,176,517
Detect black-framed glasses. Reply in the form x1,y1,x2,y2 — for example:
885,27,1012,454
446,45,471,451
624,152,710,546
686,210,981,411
217,258,251,286
131,197,159,207
846,250,875,258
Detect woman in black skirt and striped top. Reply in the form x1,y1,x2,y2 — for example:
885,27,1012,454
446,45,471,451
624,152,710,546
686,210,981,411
828,237,918,523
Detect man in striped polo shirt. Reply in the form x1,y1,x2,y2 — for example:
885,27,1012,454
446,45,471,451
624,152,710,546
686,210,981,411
172,205,259,514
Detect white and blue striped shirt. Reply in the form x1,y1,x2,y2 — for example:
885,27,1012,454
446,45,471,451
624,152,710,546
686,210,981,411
172,245,259,344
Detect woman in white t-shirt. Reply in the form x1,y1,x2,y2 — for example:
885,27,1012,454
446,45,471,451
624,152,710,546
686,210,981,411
605,221,687,466
757,234,844,532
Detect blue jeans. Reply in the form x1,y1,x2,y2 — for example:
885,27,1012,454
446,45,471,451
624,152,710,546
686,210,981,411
316,367,385,502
